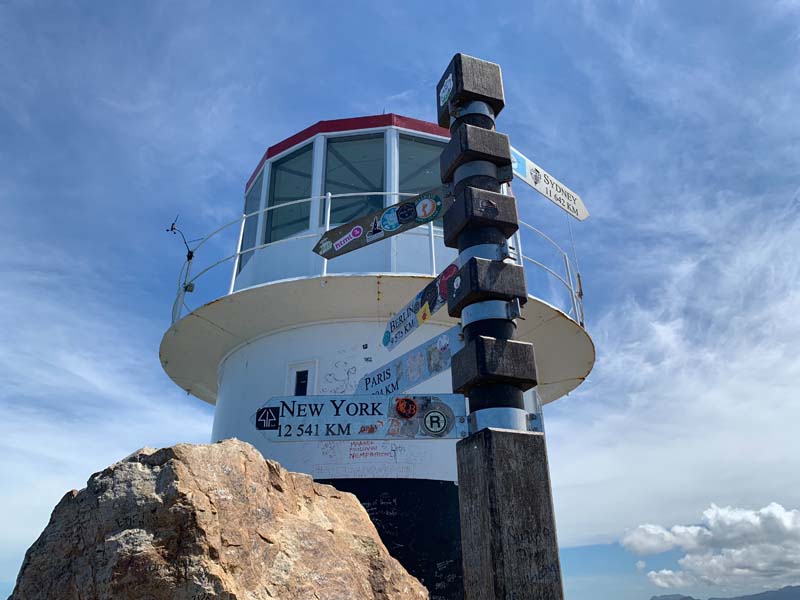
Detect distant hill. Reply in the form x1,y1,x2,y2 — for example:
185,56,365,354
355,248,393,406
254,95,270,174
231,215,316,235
652,586,800,600
708,586,800,600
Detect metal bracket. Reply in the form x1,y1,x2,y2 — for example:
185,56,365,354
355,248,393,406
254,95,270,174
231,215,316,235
461,298,522,327
527,411,544,433
450,100,496,123
469,407,528,433
458,241,511,265
453,160,498,186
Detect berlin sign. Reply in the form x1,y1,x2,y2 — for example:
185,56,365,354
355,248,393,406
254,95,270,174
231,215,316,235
357,326,462,396
254,393,468,441
313,186,452,260
382,260,459,351
510,146,589,221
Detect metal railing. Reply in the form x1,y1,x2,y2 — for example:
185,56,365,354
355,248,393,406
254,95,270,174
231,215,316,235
170,193,585,327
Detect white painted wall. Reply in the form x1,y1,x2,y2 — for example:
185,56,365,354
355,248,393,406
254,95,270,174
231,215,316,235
213,320,460,481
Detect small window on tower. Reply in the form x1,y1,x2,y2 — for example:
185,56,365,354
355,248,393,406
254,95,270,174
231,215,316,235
287,361,316,396
294,370,309,396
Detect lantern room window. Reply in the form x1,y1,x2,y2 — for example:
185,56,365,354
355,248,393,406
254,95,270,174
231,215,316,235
321,133,385,226
238,170,263,272
399,134,445,195
265,144,313,244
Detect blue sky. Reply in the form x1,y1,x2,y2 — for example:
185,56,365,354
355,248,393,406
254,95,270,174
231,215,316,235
1,1,799,599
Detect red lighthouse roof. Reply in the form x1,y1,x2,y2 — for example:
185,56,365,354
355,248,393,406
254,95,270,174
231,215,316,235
246,113,449,192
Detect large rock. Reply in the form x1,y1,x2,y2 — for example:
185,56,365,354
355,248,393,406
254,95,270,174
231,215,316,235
10,439,428,600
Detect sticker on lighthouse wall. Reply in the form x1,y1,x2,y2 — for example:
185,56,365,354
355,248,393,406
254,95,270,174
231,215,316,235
252,394,467,441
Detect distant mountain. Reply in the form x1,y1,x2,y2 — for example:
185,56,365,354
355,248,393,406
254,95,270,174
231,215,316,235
652,586,800,600
708,586,800,600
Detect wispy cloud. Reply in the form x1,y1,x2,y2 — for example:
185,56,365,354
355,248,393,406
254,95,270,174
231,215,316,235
0,235,213,581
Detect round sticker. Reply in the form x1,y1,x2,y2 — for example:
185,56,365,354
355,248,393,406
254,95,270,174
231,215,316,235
397,202,417,224
422,282,439,310
423,410,448,435
351,225,364,238
453,276,461,291
381,207,401,232
415,195,441,222
395,397,418,419
382,331,391,346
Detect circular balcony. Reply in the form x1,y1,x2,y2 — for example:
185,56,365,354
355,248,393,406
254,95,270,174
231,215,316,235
160,190,594,406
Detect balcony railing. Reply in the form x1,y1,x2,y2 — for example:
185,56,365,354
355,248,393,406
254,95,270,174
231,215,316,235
170,192,585,327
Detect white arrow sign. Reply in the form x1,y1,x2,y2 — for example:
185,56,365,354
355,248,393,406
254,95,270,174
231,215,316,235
510,146,589,221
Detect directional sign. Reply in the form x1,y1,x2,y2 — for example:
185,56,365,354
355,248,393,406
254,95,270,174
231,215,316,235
510,146,589,221
358,326,462,396
382,260,460,351
313,186,452,259
254,393,468,441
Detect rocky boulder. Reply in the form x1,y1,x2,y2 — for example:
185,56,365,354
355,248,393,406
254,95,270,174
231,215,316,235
10,438,428,600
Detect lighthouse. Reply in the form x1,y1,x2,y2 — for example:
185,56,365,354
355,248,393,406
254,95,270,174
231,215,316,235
160,113,594,598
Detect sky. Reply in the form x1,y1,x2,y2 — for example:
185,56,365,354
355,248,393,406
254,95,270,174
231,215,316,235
1,1,799,599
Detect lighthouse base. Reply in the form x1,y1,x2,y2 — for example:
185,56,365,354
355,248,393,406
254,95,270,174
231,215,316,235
317,478,463,600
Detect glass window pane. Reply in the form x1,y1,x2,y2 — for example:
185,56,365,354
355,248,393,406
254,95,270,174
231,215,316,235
399,134,445,196
266,144,313,243
244,171,263,215
238,171,263,272
294,370,309,396
322,134,385,226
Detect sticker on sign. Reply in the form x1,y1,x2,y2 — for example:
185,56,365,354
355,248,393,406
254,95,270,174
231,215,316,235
382,260,459,351
253,393,468,441
510,146,589,221
359,326,462,396
312,187,451,260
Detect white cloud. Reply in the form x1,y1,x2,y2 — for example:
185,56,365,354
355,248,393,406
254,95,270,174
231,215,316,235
636,560,646,572
648,569,697,589
622,503,800,589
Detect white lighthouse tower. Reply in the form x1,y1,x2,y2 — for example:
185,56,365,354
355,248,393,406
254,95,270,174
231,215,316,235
160,113,594,598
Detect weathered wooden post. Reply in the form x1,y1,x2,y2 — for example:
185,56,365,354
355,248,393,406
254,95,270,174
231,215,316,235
437,53,565,600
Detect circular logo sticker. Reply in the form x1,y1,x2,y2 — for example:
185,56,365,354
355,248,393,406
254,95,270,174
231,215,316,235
381,207,401,232
351,225,363,238
453,276,461,291
423,410,448,435
397,202,417,224
382,330,391,346
395,397,418,419
415,195,441,222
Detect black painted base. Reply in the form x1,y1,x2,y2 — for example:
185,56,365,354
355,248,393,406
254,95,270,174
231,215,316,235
317,478,463,600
